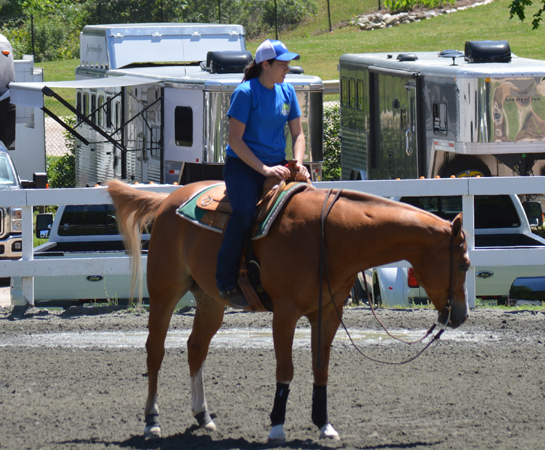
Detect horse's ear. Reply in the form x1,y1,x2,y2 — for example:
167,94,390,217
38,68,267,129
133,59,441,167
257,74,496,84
451,212,463,236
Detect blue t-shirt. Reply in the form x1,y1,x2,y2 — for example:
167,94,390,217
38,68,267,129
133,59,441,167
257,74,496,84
226,77,301,165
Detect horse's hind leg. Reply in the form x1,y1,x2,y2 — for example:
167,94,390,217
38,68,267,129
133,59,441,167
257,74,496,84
187,288,225,431
144,276,193,439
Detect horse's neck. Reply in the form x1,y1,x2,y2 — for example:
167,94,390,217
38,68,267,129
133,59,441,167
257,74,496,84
330,195,449,271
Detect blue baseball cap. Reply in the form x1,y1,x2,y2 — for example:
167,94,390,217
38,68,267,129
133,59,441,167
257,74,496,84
254,39,300,64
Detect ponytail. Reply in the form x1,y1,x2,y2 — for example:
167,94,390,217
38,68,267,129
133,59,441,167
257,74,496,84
243,60,262,81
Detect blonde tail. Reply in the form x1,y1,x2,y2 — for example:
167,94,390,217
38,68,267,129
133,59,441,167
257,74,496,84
107,179,168,304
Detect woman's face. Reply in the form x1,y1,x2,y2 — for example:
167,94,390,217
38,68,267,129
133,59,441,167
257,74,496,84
263,59,290,85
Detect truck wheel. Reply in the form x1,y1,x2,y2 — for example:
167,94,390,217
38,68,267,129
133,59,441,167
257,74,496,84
351,273,368,305
442,156,491,178
372,279,382,307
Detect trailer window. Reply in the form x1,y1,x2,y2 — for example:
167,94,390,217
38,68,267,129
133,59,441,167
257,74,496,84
83,93,89,119
98,95,104,127
357,80,364,110
175,106,193,147
115,101,120,129
433,102,447,135
91,93,96,124
106,96,112,129
341,78,349,106
150,127,161,158
76,92,82,115
349,79,356,108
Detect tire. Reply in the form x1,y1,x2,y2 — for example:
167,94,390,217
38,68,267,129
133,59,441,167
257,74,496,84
351,274,368,305
372,278,382,307
441,156,492,178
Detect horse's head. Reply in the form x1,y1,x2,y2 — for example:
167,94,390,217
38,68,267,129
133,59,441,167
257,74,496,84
412,213,470,328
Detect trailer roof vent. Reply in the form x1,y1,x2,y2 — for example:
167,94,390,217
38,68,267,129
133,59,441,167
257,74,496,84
204,51,253,74
464,41,511,63
439,49,464,66
397,53,418,62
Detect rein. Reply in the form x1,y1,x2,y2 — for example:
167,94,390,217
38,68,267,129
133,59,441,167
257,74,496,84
317,192,464,366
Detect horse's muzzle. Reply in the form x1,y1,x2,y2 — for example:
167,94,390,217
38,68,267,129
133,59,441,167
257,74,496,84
438,303,468,328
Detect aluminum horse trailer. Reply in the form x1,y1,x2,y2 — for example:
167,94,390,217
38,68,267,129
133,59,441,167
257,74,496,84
10,23,324,186
339,41,545,181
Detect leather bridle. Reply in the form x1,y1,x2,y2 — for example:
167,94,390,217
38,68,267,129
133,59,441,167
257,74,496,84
317,190,467,365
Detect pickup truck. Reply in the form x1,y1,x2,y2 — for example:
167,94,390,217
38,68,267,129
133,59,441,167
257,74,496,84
357,194,545,306
10,203,194,308
0,142,23,262
1,142,47,266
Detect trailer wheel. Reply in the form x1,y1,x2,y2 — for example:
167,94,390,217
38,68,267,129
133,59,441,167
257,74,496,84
442,156,491,178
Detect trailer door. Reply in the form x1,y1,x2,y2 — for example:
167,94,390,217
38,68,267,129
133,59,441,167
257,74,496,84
369,67,419,179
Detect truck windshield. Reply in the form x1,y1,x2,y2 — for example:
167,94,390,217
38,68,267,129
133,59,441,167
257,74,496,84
0,153,17,186
400,195,521,228
57,205,119,236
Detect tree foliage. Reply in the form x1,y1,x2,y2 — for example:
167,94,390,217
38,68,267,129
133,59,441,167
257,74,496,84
509,0,545,29
0,0,318,61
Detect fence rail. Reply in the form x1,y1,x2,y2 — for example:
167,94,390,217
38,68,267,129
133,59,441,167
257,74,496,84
2,177,545,307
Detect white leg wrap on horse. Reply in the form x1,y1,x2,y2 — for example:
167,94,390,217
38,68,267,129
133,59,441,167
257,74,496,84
268,424,286,444
320,423,340,441
191,367,216,430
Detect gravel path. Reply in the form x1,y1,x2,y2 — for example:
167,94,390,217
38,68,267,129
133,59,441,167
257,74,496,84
1,305,544,449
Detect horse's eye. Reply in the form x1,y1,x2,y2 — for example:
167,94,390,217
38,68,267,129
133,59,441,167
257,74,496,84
459,262,470,272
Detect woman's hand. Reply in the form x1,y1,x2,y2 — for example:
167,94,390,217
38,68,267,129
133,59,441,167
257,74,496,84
263,164,291,180
293,161,310,179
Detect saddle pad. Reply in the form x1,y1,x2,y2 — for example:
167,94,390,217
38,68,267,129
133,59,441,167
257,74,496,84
176,182,312,239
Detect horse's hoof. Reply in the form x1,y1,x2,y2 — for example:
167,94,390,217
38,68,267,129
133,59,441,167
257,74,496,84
320,423,340,441
144,425,161,440
203,421,216,431
267,424,286,445
195,410,216,431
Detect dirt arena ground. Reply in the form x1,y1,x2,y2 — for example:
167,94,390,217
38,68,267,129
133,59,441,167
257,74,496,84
1,305,544,450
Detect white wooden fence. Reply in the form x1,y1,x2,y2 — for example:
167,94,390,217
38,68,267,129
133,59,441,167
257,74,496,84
2,177,545,308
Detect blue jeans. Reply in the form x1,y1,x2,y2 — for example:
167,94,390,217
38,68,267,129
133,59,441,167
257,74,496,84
216,157,283,292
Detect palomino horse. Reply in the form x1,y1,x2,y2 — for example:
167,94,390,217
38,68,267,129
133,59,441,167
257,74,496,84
108,179,469,443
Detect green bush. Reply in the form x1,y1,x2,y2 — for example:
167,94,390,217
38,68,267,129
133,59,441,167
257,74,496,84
322,102,341,181
383,0,455,13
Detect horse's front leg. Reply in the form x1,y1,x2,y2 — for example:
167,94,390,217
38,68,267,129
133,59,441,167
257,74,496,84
268,309,299,444
187,290,225,431
308,307,342,441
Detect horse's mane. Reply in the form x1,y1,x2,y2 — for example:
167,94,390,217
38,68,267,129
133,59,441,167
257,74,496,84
338,188,451,226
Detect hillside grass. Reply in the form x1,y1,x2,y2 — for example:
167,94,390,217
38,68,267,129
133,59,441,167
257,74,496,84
39,0,545,92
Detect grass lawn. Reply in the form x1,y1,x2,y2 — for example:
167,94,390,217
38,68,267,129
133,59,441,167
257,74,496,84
38,0,545,84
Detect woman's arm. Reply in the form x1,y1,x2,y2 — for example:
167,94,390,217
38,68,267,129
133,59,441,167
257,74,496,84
288,117,310,179
228,117,290,179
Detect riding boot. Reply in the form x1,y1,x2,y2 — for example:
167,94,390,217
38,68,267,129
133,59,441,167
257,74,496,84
219,287,249,309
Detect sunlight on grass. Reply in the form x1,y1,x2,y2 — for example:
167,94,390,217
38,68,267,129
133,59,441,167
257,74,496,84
37,1,545,85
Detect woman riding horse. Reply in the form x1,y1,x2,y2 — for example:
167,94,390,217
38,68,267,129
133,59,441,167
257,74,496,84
108,177,470,444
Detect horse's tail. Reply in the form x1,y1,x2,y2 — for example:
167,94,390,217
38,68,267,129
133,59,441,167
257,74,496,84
107,179,169,304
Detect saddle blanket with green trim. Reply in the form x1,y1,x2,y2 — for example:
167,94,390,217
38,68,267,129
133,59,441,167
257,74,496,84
176,181,311,240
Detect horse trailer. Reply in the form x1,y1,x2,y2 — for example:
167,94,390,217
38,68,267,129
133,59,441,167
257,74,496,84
10,23,324,187
339,41,545,181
